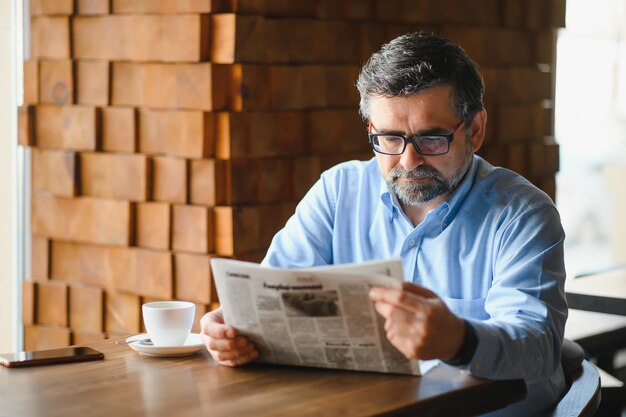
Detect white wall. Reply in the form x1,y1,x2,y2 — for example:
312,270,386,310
0,0,18,353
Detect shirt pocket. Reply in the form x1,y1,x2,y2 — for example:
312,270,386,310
440,296,490,320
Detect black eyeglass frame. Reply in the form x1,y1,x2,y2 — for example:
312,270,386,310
368,120,464,156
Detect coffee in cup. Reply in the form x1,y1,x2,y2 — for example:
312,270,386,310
142,301,195,346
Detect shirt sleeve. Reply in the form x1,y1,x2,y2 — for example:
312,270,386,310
465,204,568,383
261,171,336,268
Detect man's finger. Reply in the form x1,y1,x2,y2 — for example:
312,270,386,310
369,286,428,312
207,336,248,352
402,282,438,298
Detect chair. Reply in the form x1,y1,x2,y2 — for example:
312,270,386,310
549,339,602,417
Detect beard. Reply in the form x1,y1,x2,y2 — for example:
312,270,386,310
385,148,473,206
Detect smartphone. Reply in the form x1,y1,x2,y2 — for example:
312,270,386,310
0,346,104,368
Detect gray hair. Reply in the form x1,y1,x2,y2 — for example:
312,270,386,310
356,32,484,129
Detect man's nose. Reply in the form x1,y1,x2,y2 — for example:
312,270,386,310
399,142,425,171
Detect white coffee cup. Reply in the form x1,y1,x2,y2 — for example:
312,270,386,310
142,301,195,347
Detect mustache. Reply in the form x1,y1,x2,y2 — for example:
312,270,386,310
388,165,443,180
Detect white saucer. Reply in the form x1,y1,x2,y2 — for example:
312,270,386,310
126,333,204,357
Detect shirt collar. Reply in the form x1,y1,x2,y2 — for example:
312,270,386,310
379,155,479,229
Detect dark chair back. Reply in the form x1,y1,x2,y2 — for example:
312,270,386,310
549,339,601,417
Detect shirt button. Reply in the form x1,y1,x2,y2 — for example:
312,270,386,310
408,239,416,247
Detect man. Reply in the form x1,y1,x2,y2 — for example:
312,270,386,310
201,32,567,416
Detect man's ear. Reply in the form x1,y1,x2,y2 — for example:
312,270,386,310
469,109,487,152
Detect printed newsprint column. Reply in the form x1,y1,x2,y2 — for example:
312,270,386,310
210,258,439,375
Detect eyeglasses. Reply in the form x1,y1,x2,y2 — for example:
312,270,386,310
368,120,464,156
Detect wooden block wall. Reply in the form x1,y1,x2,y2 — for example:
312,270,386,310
20,0,565,349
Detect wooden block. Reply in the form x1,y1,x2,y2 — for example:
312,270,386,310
105,291,141,334
539,177,556,202
112,0,213,13
136,202,170,250
80,152,149,201
228,64,272,111
152,156,188,203
532,106,553,138
77,0,110,14
308,110,366,154
529,141,559,178
24,324,71,350
51,241,125,288
139,109,213,159
69,284,104,332
549,0,566,28
271,65,326,109
102,107,136,153
314,0,344,19
31,17,71,59
39,60,74,105
258,203,290,248
37,280,68,327
276,111,307,156
214,112,248,159
500,0,524,28
50,241,106,288
76,61,110,106
324,65,360,107
499,67,552,104
23,60,40,104
257,158,291,203
134,249,173,299
524,0,548,30
422,0,498,25
22,280,37,325
30,0,74,15
534,30,557,65
53,242,173,298
498,105,534,142
214,206,261,255
73,15,210,62
211,14,266,64
31,236,49,281
111,63,226,110
247,112,280,157
31,148,78,196
345,0,375,20
263,19,291,63
72,331,107,345
223,159,259,204
17,106,35,147
172,205,214,254
355,22,388,62
291,156,322,200
506,143,528,176
317,20,360,61
375,0,403,22
35,105,99,151
190,159,226,206
32,194,132,246
174,253,212,304
477,145,505,168
260,0,316,17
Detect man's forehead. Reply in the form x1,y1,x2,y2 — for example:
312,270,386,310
369,86,455,126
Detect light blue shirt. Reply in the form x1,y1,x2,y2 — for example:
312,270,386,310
262,155,567,417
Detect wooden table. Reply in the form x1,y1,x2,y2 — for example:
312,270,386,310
0,338,526,417
565,269,626,316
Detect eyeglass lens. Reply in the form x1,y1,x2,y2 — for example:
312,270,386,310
373,135,449,155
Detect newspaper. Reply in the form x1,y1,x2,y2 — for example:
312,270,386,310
210,258,439,376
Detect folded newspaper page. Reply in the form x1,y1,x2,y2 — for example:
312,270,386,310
210,258,439,376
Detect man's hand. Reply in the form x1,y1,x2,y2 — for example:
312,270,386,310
200,308,258,366
369,282,466,361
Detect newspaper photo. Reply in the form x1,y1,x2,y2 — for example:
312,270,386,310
210,258,439,376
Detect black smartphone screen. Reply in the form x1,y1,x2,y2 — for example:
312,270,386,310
0,346,104,368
